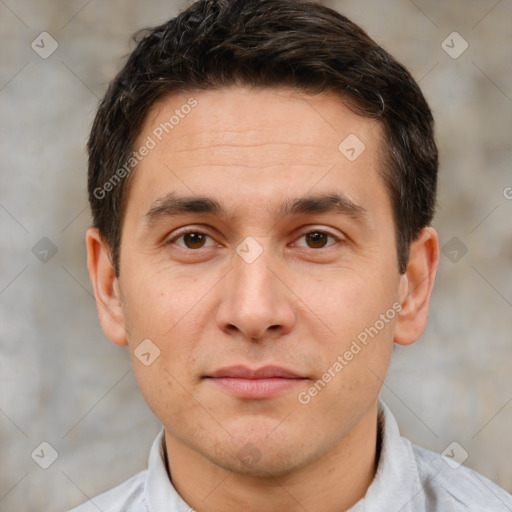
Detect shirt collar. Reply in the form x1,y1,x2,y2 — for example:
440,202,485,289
144,400,421,511
144,429,191,511
349,400,422,511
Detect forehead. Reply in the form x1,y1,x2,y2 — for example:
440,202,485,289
141,86,381,159
126,86,388,222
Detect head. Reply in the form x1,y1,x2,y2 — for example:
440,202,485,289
87,0,439,479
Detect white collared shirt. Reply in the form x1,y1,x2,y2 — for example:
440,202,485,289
68,401,512,511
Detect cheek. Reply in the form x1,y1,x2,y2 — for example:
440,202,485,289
294,268,398,391
132,360,198,432
121,265,211,340
294,267,398,340
121,267,212,390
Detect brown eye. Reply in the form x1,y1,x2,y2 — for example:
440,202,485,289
292,230,340,250
170,231,215,249
305,231,329,248
182,232,207,249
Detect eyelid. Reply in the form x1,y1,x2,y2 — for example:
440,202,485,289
165,225,345,248
166,227,218,247
290,228,342,248
293,225,344,240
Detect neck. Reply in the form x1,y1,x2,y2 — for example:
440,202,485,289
164,403,379,512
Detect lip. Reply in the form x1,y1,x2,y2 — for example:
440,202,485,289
208,365,303,379
205,365,307,399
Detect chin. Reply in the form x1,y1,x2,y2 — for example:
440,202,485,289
217,450,311,479
204,434,322,479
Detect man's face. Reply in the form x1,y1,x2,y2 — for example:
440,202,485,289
116,87,403,475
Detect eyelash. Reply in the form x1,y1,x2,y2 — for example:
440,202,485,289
167,228,342,250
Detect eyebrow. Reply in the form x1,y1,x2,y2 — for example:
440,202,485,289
143,192,367,227
278,193,366,220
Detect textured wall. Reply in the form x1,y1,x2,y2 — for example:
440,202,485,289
0,1,511,510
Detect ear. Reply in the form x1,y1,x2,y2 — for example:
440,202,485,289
394,226,440,346
86,227,128,346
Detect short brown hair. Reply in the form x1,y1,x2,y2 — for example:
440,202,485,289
88,0,438,276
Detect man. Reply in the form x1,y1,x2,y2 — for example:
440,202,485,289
71,0,512,510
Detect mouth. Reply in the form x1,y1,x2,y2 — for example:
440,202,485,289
204,365,308,399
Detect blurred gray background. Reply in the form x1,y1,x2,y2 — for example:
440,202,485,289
1,0,511,510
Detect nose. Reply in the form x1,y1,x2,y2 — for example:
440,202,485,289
215,242,296,341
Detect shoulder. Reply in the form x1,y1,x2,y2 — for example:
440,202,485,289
66,470,148,512
410,441,512,511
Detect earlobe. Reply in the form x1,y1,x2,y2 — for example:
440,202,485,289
86,227,128,346
394,227,440,346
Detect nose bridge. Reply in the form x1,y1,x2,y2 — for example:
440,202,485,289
231,238,278,307
215,237,295,339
